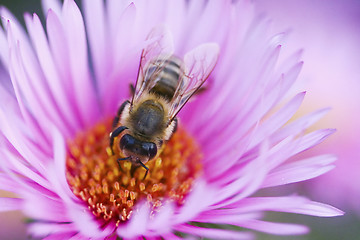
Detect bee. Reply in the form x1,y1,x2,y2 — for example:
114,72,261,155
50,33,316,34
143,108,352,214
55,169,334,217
110,27,219,178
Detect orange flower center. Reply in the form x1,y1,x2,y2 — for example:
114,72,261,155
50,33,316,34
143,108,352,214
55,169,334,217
66,118,203,226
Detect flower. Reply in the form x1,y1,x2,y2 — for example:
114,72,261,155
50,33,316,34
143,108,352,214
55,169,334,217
0,0,343,239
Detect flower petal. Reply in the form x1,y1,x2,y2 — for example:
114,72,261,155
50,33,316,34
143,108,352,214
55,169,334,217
0,197,22,211
22,193,69,222
194,212,261,225
83,0,109,88
24,12,81,135
239,220,309,235
211,141,270,207
147,203,175,235
175,224,254,240
288,201,344,217
102,2,139,114
117,202,150,238
41,0,62,17
62,0,100,127
28,222,77,239
173,180,216,224
249,92,306,149
45,125,78,203
292,128,336,154
272,108,331,143
263,154,337,187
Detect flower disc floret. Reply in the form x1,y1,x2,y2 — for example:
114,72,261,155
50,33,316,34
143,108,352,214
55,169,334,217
66,118,202,226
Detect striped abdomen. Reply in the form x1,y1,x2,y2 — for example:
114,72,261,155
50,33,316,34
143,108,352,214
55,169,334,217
147,57,183,102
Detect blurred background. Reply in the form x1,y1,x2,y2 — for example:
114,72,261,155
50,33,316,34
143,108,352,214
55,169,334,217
0,0,359,239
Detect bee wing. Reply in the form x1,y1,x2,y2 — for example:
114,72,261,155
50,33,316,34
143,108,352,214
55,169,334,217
168,43,219,122
132,26,174,105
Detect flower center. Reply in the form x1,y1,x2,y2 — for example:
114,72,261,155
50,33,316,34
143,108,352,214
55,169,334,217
66,118,203,226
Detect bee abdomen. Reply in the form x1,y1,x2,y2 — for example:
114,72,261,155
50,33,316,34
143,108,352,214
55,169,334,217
148,57,182,101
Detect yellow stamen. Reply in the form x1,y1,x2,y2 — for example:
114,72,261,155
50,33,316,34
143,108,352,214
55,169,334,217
66,118,203,226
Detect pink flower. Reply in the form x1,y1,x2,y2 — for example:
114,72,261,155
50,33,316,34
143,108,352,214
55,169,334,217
0,0,343,239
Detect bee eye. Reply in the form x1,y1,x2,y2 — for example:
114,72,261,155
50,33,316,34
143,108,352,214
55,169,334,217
142,142,157,159
120,134,135,150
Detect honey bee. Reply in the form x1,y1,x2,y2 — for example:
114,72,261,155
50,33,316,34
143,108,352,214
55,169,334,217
110,27,219,178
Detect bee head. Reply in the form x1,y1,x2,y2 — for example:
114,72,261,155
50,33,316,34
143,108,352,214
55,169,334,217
119,134,157,164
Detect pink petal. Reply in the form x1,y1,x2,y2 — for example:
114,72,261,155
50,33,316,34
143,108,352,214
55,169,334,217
7,21,71,138
0,197,23,211
182,0,230,51
195,44,282,146
249,92,306,149
229,196,307,212
24,12,81,135
272,108,331,143
62,0,100,127
147,203,175,234
194,212,261,225
292,128,336,154
239,220,309,235
173,180,216,224
164,1,186,47
28,222,77,239
45,126,78,203
0,7,30,46
263,154,336,187
212,142,270,207
42,232,79,240
22,193,69,222
175,224,254,240
277,61,304,98
0,105,46,172
103,2,138,113
2,150,50,189
278,49,303,77
0,151,56,198
288,201,344,217
0,112,48,176
0,82,51,148
69,204,113,238
221,196,342,217
117,202,150,238
83,0,110,86
106,0,133,40
0,173,22,192
46,9,83,129
41,0,62,17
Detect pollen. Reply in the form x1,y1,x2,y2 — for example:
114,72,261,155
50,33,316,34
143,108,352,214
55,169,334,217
66,118,203,226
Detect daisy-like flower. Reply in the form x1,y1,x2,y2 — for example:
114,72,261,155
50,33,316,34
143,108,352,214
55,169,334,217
0,0,343,239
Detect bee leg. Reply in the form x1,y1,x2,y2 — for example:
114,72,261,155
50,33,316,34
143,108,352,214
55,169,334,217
128,165,137,177
112,100,130,129
109,126,128,155
117,157,131,173
138,161,149,180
